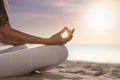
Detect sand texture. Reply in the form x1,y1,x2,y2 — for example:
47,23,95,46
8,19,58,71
0,60,120,80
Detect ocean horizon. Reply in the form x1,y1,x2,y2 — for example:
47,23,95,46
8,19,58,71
66,44,120,64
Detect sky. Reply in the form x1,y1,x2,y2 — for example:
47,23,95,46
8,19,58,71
7,0,120,44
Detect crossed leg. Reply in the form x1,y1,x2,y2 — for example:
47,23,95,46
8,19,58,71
0,45,68,77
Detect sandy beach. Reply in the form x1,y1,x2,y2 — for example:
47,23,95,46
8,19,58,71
0,60,119,80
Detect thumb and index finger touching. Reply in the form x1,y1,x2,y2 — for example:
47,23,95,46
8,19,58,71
59,27,75,35
58,27,75,41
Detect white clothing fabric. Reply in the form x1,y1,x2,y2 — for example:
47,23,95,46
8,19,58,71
0,45,68,77
0,1,68,77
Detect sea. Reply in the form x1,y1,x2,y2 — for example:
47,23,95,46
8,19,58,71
66,44,120,64
0,43,120,64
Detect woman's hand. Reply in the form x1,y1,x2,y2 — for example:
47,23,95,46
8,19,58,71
46,27,75,45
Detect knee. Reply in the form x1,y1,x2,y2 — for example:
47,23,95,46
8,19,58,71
31,45,69,68
50,45,69,65
59,46,68,62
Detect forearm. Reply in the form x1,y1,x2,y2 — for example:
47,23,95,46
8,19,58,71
0,26,49,45
0,36,25,46
12,28,49,44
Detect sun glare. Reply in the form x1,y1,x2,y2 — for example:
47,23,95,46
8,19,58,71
61,30,69,38
85,6,116,32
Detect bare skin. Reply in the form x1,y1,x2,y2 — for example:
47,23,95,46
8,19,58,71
0,24,74,46
0,0,74,46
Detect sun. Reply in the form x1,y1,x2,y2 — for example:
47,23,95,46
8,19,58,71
85,6,116,32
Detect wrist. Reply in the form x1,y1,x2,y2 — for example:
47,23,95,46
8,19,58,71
42,38,51,45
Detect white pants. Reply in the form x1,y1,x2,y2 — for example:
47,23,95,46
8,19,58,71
0,45,68,77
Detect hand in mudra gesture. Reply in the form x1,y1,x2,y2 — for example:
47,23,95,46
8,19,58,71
47,27,75,45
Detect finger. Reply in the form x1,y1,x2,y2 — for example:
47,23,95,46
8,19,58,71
66,34,72,41
58,27,68,34
67,29,72,36
68,29,74,40
66,36,73,42
72,28,75,34
62,35,72,44
69,35,73,40
68,28,75,37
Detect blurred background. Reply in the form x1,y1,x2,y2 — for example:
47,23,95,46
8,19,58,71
1,0,120,63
